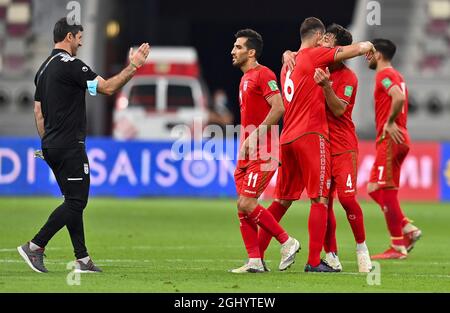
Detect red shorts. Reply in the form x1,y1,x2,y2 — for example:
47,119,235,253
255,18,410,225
234,160,277,198
331,151,358,198
369,138,410,188
276,133,331,200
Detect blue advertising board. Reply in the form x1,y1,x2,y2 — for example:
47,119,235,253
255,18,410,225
440,143,450,201
0,137,239,198
2,137,450,201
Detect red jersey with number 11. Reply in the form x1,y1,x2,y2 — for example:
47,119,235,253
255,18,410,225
238,64,280,168
280,46,340,144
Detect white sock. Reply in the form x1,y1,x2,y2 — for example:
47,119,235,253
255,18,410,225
403,223,418,234
326,252,338,258
356,242,368,252
281,237,292,246
248,258,262,266
392,244,407,254
78,256,91,264
29,241,42,251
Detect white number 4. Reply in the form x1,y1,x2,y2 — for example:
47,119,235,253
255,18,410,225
247,172,258,188
346,174,353,189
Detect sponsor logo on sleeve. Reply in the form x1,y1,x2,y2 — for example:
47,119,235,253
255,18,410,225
268,80,279,91
381,77,392,89
344,85,353,97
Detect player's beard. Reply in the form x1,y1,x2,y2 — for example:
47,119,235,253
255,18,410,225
232,56,247,68
368,59,377,70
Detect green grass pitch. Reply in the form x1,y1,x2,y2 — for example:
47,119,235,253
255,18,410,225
0,197,449,292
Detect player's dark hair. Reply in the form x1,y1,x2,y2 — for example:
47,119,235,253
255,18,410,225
235,29,263,59
300,17,325,40
371,38,396,61
53,17,84,43
326,23,353,46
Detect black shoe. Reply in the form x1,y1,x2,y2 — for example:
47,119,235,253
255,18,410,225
17,242,48,273
262,259,271,272
304,260,340,273
75,259,102,273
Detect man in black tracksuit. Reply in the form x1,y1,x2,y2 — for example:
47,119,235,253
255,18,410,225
17,17,150,273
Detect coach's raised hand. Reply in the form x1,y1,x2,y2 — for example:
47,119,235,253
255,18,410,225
129,43,151,69
97,43,151,96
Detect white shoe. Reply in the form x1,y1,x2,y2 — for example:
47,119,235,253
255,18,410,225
230,261,265,273
404,228,422,252
357,250,373,273
279,237,300,271
324,252,342,272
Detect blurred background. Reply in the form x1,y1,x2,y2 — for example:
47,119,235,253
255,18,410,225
0,0,450,201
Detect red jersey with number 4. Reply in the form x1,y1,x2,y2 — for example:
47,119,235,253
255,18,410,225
280,46,340,144
374,67,409,142
238,64,280,168
327,64,358,155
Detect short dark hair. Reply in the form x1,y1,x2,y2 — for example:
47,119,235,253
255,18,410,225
371,38,396,61
53,17,84,43
300,17,325,40
326,23,353,46
235,28,263,59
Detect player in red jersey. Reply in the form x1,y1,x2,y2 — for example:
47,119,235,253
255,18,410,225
230,29,300,273
311,24,372,273
259,23,373,273
256,17,375,272
366,39,422,260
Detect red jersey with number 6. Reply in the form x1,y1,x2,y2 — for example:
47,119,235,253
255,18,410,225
374,67,409,143
326,64,358,155
280,46,340,144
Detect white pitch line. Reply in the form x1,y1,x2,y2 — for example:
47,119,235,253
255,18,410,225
0,245,242,253
0,247,63,253
0,254,450,267
2,258,450,279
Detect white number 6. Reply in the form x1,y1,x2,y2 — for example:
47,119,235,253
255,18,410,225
284,70,294,103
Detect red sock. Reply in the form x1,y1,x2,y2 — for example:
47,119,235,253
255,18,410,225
238,212,260,258
249,205,289,245
258,201,288,257
369,189,384,209
308,203,328,267
324,197,337,253
339,196,366,244
382,190,406,246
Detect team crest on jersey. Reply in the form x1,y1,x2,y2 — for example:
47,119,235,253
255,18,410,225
60,54,75,62
84,163,89,175
243,80,248,91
